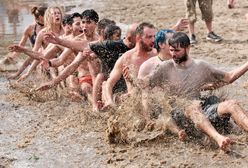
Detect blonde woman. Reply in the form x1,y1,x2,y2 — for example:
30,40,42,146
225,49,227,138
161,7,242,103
8,6,64,80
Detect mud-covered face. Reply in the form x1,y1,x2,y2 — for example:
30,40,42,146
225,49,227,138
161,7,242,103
51,8,62,24
169,45,188,64
140,27,155,52
81,18,97,36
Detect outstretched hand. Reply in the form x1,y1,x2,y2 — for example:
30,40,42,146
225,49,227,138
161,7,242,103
174,18,189,31
8,45,25,53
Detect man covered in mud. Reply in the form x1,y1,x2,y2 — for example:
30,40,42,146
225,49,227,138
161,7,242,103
143,32,248,150
138,29,187,141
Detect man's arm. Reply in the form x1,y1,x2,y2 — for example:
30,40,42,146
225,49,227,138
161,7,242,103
200,61,248,90
223,62,248,83
171,18,189,31
49,48,74,67
36,51,90,91
104,57,124,106
44,32,88,52
8,45,45,60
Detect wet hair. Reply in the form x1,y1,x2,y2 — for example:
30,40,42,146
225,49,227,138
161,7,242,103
97,18,116,35
71,12,82,20
135,22,155,36
62,14,73,26
154,29,175,52
31,6,47,19
104,24,121,40
81,9,99,23
168,32,190,48
44,6,63,31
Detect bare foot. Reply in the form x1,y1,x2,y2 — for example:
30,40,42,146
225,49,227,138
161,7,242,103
245,13,248,22
178,130,187,141
217,136,231,150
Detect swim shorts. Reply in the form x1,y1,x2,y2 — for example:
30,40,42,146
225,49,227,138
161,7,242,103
79,75,93,86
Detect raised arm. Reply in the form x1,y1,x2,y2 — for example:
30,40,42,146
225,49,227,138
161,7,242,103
171,18,189,31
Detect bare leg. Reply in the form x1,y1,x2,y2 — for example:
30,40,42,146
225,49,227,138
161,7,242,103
188,22,195,37
81,82,93,103
68,75,84,101
92,73,105,112
185,103,231,150
17,60,40,82
8,57,33,79
218,100,248,132
205,20,212,34
166,117,187,141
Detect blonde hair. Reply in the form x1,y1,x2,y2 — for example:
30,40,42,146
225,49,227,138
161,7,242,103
44,6,63,31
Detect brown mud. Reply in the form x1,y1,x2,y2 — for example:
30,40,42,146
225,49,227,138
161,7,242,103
0,0,248,167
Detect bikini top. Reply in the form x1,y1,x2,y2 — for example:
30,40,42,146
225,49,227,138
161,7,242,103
29,24,37,47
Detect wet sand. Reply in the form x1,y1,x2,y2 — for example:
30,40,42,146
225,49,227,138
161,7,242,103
1,0,248,167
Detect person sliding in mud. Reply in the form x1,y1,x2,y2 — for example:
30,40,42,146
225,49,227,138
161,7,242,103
142,32,248,150
138,29,187,141
35,9,101,102
101,22,157,111
8,6,65,81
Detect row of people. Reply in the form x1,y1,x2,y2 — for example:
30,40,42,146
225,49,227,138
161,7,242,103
7,7,248,150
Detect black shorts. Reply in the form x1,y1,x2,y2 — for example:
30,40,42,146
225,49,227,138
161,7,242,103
171,95,230,134
201,95,230,132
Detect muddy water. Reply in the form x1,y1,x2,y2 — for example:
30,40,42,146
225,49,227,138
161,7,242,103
1,0,248,167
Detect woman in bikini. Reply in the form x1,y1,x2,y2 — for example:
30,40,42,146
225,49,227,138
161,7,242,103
3,6,47,64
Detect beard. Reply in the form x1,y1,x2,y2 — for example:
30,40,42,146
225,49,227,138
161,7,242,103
173,52,188,64
140,40,153,52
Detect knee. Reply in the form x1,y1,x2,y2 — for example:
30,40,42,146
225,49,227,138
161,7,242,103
219,99,240,113
184,101,201,118
96,73,104,81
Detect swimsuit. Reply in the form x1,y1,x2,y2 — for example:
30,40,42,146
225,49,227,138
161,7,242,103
78,75,93,86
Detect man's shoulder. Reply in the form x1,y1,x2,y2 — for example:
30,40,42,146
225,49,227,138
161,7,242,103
193,59,212,68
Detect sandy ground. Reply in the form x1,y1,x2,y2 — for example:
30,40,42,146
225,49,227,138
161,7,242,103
0,0,248,167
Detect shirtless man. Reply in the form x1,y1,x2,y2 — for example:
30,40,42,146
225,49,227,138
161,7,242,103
102,22,157,109
144,32,248,150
